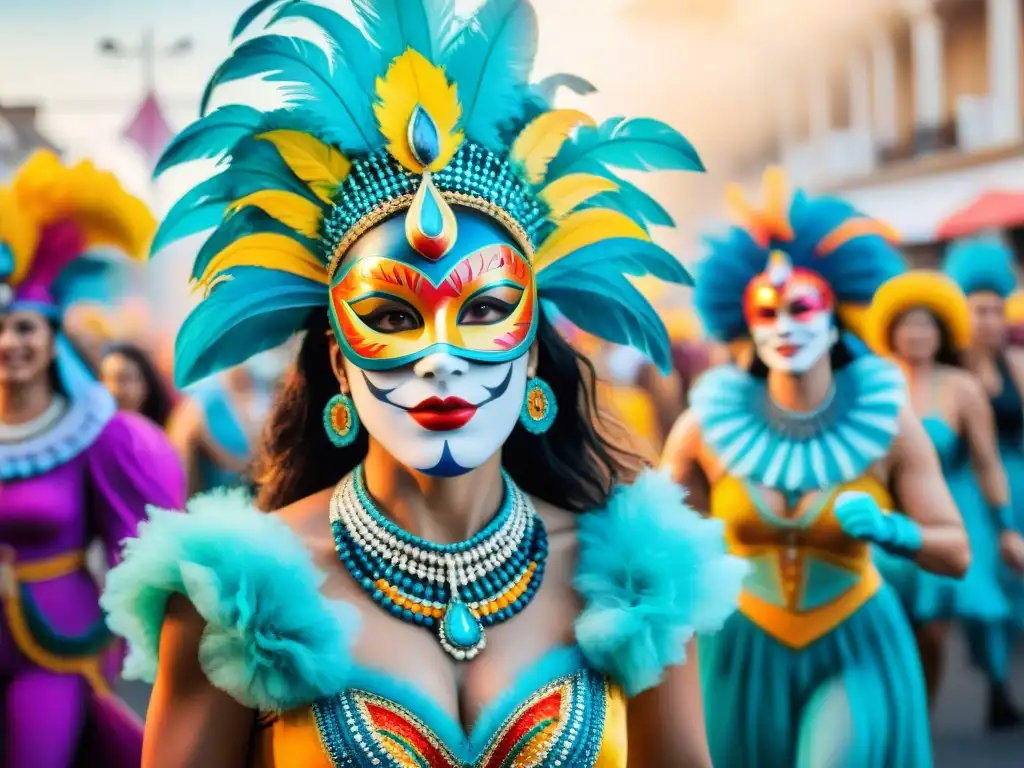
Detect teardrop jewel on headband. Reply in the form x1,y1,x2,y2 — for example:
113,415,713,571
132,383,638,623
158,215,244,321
330,465,548,661
404,104,457,260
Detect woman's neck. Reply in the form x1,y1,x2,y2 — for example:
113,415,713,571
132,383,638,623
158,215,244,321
964,345,1002,371
0,381,54,426
766,354,833,413
899,356,936,385
361,440,505,545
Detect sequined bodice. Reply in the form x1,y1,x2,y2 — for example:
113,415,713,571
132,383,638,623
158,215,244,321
255,650,626,767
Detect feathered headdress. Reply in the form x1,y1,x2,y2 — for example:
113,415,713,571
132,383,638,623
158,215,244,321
0,150,154,315
694,167,904,342
942,237,1018,298
155,0,703,387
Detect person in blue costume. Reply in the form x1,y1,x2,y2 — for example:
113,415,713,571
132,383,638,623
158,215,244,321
943,236,1024,729
662,168,970,767
166,353,283,494
99,2,748,766
866,270,1024,708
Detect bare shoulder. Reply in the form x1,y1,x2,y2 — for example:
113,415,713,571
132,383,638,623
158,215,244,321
891,404,936,464
941,365,986,403
273,487,338,571
531,496,578,543
1006,347,1024,376
662,410,703,462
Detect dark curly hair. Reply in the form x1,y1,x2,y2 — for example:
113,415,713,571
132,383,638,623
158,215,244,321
101,342,174,427
253,309,640,513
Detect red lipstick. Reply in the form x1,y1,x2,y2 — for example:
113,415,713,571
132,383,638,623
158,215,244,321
408,396,478,431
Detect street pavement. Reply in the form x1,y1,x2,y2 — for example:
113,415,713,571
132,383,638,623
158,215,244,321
116,628,1024,765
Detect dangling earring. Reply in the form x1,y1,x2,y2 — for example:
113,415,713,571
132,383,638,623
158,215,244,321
323,392,360,447
520,377,557,435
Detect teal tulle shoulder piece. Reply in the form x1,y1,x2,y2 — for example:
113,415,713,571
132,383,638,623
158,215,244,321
574,469,748,696
101,488,359,712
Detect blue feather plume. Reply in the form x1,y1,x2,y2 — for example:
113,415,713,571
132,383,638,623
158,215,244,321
942,237,1018,298
445,0,538,150
155,105,264,177
200,35,378,152
541,276,672,372
546,117,704,180
174,266,327,387
351,0,456,66
538,238,692,285
533,73,596,103
269,1,382,92
580,167,674,229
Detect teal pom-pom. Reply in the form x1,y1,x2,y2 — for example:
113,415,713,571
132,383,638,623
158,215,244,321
101,488,360,712
574,470,748,696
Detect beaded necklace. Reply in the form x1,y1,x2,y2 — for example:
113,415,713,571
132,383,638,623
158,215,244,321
330,465,548,660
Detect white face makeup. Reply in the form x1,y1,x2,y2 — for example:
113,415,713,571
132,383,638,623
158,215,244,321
745,268,838,374
344,351,529,477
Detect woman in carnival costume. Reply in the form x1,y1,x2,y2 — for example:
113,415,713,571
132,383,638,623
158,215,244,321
100,1,747,765
101,341,175,428
662,168,970,766
0,150,185,767
866,270,1024,707
943,236,1024,729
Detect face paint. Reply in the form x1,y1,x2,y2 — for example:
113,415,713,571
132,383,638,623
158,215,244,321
344,351,528,477
744,257,837,374
330,209,537,371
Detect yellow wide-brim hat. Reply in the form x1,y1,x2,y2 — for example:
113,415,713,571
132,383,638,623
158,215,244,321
1006,289,1024,325
867,270,972,356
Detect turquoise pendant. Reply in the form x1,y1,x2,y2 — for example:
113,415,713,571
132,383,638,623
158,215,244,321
438,565,485,660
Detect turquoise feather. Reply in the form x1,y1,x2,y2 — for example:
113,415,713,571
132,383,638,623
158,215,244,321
173,267,327,387
540,277,672,373
51,255,125,309
230,0,292,41
445,0,539,150
200,35,378,152
191,207,320,281
351,0,456,66
582,170,674,229
152,194,227,256
533,73,597,103
538,238,692,285
942,237,1018,298
155,105,264,177
100,487,359,711
547,117,704,180
575,469,747,695
269,1,382,92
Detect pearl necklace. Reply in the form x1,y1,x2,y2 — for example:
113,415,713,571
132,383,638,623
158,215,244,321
330,466,548,660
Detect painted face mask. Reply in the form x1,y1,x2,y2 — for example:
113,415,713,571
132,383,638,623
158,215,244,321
744,250,838,373
330,199,538,476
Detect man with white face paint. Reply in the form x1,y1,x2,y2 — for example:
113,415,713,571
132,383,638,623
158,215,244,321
662,167,970,767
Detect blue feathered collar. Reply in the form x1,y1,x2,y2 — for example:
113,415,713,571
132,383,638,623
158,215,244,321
101,470,745,711
690,355,905,496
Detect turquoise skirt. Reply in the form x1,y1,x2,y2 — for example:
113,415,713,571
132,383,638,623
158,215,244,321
875,466,1009,623
699,584,932,768
1001,445,1024,630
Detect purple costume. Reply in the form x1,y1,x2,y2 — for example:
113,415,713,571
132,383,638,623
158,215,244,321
0,150,184,767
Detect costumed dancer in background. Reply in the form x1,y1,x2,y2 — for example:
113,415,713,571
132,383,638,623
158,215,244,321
100,342,175,428
99,1,748,765
866,270,1024,707
0,151,185,767
662,168,969,766
165,353,283,495
943,236,1024,729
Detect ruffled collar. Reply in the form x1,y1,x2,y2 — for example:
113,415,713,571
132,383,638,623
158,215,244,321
0,383,116,481
690,355,905,496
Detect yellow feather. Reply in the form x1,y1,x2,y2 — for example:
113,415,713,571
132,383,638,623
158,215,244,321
534,208,650,272
538,174,618,221
10,149,155,260
0,189,41,286
229,190,323,239
256,130,350,204
195,233,328,292
510,110,596,184
374,49,463,173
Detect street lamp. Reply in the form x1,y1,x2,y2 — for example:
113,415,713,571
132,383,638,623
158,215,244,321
98,31,194,92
